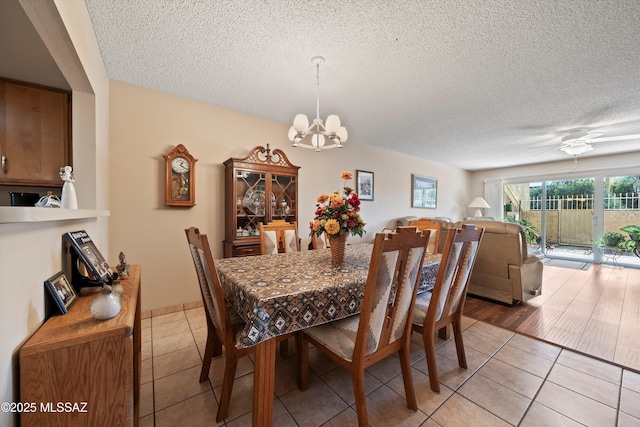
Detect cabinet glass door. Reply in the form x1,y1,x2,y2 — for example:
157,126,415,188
272,174,297,221
236,170,266,235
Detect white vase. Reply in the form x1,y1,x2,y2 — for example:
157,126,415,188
61,181,78,209
90,288,122,320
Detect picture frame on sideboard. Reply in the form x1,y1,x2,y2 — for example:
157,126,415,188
45,271,78,314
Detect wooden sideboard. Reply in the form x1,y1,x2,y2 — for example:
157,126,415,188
20,265,141,427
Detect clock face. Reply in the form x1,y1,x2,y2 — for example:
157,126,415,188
171,156,190,173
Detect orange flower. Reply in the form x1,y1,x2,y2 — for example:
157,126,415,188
330,193,344,208
317,193,329,204
340,171,353,180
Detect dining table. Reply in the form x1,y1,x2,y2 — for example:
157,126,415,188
215,243,441,426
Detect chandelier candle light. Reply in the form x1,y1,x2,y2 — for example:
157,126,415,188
288,56,348,151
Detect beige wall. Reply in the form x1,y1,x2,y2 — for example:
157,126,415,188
108,80,471,311
0,3,109,426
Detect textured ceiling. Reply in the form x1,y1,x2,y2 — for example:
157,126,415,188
84,0,640,171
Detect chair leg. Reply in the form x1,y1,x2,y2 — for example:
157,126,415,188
399,346,417,410
452,320,467,369
199,331,215,382
200,320,222,382
423,329,440,393
216,352,238,422
351,368,369,427
437,325,450,340
297,334,309,390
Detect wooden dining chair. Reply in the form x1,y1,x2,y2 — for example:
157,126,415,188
297,228,431,427
408,218,442,254
310,232,329,249
411,224,484,392
259,219,299,254
185,227,295,421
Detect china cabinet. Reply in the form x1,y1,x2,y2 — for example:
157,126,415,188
223,145,299,257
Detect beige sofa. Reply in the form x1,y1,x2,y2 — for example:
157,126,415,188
399,217,543,305
443,220,543,305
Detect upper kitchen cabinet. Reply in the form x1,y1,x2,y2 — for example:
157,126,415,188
0,78,71,186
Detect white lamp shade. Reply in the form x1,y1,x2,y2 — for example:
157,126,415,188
312,134,325,147
293,114,309,132
468,197,490,217
468,197,490,209
325,115,341,133
337,126,348,142
287,126,297,141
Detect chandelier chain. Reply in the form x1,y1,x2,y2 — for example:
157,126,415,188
316,61,321,120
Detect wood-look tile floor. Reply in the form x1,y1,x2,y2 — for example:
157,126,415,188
138,281,640,426
464,264,640,372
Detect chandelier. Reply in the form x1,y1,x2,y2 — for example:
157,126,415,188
288,56,348,151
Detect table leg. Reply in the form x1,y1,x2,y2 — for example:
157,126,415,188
253,338,276,426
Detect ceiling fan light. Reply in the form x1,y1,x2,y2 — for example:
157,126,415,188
561,144,593,156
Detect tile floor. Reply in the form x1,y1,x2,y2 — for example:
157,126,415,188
139,306,640,426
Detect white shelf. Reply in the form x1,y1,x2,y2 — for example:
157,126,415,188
0,207,110,224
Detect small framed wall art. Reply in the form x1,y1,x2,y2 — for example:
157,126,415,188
411,174,437,208
356,170,374,201
45,271,78,314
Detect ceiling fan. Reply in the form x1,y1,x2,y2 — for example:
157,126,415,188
531,128,640,157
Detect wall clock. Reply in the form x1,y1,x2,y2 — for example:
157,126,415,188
163,144,197,207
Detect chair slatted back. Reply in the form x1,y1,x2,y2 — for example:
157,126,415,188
259,220,299,254
355,228,431,357
185,227,235,347
428,224,483,324
408,218,442,253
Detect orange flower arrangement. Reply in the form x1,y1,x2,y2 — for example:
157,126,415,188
310,171,366,238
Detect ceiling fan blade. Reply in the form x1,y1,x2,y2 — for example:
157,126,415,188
528,136,563,149
582,132,604,139
590,134,640,143
531,145,562,156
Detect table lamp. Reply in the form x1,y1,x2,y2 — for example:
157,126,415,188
468,197,490,217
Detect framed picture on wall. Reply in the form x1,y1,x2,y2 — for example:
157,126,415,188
411,174,437,208
356,170,374,201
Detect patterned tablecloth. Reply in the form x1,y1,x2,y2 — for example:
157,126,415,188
216,244,441,348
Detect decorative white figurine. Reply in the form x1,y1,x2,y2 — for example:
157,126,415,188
60,165,78,209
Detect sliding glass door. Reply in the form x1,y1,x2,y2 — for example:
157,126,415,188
504,174,640,267
597,175,640,267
